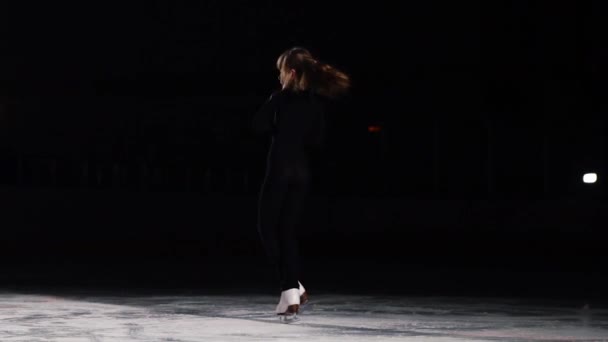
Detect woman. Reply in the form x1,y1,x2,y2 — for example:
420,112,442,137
251,47,350,322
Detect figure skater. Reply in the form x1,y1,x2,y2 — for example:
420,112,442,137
251,47,350,322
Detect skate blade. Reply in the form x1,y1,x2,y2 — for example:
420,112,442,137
278,313,300,324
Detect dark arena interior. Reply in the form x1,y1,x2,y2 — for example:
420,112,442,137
1,1,607,340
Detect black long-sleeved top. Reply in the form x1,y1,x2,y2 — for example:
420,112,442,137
252,89,325,170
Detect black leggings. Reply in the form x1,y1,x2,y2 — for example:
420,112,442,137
257,162,311,292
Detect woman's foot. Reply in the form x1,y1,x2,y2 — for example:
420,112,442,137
276,288,300,315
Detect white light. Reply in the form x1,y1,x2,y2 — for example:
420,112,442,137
583,173,597,184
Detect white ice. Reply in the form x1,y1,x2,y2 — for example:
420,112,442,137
0,290,607,341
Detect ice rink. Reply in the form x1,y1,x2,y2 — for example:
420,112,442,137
1,289,607,341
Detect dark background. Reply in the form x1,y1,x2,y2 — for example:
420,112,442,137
0,1,607,299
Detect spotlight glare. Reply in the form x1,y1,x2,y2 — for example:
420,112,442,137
583,173,597,184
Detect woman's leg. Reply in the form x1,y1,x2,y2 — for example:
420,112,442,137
277,167,311,291
257,172,288,289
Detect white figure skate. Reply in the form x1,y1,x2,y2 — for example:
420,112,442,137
276,281,310,323
276,288,300,323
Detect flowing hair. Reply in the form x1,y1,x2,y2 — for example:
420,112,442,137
277,47,350,99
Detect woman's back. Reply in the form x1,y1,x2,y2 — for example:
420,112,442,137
253,89,325,165
274,90,324,160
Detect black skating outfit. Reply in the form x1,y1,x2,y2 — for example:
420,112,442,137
252,89,325,291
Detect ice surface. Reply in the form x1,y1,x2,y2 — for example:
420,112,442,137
0,290,607,341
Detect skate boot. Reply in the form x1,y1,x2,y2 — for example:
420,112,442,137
276,288,300,323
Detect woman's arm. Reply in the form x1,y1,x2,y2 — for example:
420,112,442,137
251,91,280,136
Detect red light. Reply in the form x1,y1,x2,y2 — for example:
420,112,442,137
368,125,382,133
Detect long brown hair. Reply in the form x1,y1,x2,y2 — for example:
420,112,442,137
277,47,350,99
